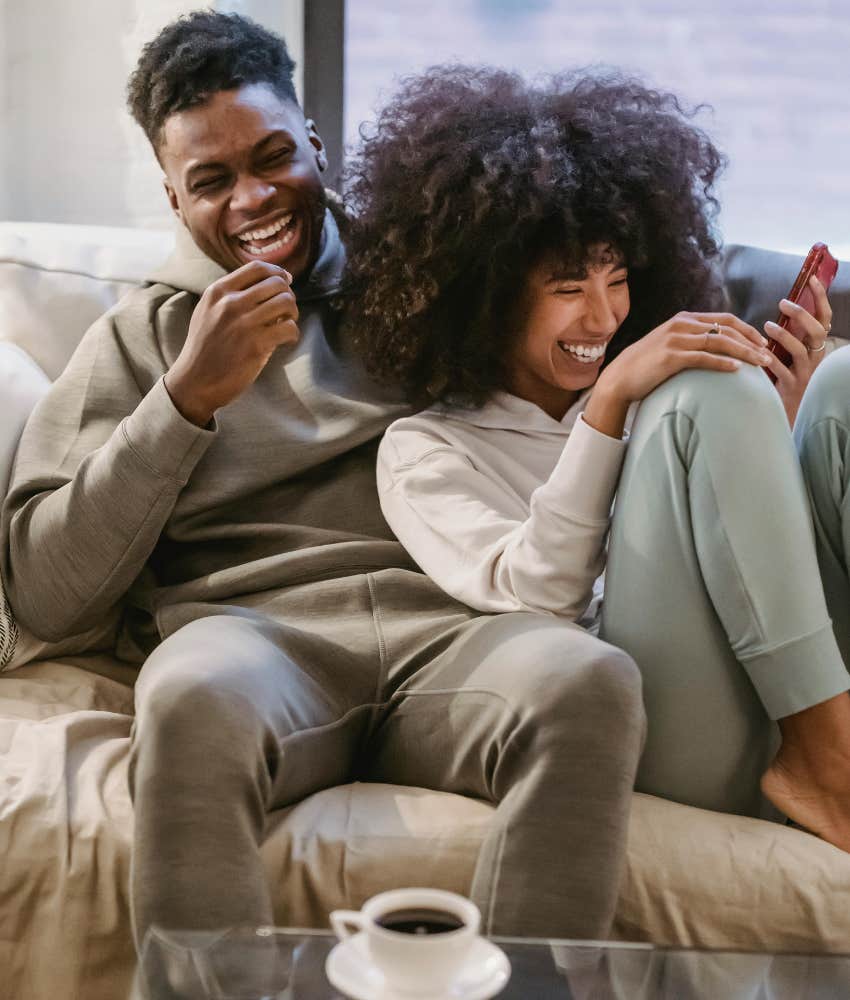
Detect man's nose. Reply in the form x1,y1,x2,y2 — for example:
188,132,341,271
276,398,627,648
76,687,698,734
230,174,276,213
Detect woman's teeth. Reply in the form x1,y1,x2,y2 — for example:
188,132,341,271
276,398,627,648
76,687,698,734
559,341,606,363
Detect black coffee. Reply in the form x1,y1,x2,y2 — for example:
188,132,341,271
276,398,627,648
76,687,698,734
376,908,465,935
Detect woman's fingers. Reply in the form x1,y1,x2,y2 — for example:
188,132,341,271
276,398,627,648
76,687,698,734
763,347,797,386
777,296,827,348
689,312,767,348
765,320,811,366
675,328,771,368
675,349,741,373
809,275,833,334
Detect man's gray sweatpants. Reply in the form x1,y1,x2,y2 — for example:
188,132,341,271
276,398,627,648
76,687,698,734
129,570,645,948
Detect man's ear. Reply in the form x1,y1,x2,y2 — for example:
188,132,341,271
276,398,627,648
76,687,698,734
163,176,185,224
305,118,328,172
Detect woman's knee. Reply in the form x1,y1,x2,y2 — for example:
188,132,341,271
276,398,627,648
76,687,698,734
796,345,850,431
640,363,783,433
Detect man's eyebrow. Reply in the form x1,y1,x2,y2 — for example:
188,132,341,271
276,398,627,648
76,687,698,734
184,131,297,180
186,160,228,180
254,129,296,150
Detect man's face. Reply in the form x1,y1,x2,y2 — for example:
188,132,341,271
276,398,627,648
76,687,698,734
159,82,327,277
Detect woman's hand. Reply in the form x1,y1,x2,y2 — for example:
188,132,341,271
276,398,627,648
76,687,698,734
584,311,771,439
762,275,833,428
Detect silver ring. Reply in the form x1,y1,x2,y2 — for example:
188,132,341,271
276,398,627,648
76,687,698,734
825,322,832,334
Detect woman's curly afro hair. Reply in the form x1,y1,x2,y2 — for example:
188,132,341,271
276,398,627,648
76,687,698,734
343,66,727,408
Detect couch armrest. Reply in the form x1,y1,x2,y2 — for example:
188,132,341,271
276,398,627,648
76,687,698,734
0,342,50,497
0,343,50,670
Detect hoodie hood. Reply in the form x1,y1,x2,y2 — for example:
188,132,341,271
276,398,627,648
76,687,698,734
433,389,592,434
148,205,345,303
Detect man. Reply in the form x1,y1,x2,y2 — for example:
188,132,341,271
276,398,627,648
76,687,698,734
1,11,644,951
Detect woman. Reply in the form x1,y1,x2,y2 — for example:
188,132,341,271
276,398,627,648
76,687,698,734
344,67,850,849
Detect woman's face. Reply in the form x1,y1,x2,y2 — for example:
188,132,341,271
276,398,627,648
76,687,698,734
505,245,630,420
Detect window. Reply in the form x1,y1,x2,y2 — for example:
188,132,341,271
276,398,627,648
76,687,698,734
343,0,850,257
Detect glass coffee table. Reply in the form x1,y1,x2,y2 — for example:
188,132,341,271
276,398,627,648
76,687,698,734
138,925,850,999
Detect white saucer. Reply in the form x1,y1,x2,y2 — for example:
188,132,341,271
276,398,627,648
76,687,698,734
325,932,511,1000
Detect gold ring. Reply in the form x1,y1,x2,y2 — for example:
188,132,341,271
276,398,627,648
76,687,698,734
808,341,827,354
707,325,721,335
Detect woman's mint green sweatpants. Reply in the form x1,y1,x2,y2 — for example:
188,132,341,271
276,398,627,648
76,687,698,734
601,348,850,818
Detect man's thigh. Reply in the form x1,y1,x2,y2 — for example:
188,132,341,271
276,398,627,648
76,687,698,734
363,600,639,798
132,601,380,807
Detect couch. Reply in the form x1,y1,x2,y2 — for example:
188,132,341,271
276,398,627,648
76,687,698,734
1,221,850,1000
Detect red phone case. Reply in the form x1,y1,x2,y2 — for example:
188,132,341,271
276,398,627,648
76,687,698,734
766,242,839,383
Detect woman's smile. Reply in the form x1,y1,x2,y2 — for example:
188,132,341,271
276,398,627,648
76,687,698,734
557,340,610,364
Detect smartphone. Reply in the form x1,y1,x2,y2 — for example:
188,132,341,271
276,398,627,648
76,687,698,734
765,242,839,383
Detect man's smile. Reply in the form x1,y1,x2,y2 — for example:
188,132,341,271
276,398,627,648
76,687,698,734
231,211,304,266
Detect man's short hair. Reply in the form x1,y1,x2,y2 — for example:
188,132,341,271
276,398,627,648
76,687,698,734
127,10,298,154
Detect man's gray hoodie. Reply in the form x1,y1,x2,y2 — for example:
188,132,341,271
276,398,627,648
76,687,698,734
1,209,413,658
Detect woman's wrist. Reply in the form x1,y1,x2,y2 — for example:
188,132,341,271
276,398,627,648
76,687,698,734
584,374,630,439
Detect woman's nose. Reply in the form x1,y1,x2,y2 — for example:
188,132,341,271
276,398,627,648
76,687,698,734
584,292,620,336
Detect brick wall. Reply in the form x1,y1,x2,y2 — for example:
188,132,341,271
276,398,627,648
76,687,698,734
345,0,850,258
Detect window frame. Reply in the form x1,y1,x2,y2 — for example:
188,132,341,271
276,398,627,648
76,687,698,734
303,0,346,191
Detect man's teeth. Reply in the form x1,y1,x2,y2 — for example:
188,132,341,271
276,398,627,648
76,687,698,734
559,341,607,363
245,229,295,255
237,214,293,243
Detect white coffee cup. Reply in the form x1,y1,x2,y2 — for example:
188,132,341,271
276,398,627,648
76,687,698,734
330,887,481,994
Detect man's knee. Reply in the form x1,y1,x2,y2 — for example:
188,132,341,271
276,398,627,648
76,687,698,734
135,616,267,745
507,621,644,734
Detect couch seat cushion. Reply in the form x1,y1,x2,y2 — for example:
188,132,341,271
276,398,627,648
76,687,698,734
4,658,850,1000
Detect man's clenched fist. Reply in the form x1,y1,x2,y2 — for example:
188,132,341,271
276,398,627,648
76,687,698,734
164,260,299,426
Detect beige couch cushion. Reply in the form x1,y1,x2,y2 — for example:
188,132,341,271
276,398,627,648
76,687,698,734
3,659,850,1000
0,222,173,379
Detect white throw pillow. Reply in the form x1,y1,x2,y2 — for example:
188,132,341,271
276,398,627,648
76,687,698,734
0,342,122,671
0,342,51,669
0,581,18,670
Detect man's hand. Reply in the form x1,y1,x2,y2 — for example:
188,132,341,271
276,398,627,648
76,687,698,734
164,261,299,426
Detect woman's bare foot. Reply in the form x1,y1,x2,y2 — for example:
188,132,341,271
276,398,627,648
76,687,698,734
762,753,850,852
761,692,850,853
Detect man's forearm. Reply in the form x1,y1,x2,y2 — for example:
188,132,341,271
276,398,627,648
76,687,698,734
3,378,214,641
